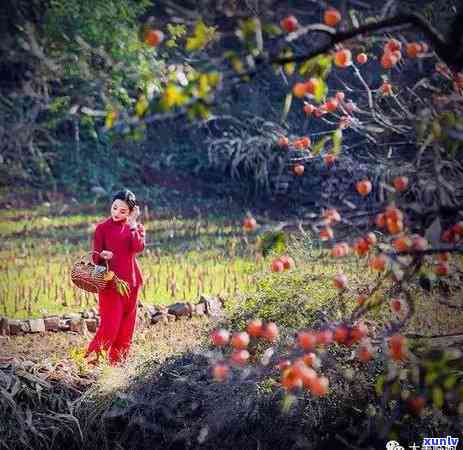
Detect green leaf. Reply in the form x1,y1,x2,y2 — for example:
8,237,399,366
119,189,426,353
186,37,200,51
375,375,385,396
439,111,456,127
390,381,401,398
299,55,332,79
262,23,282,37
259,231,286,257
49,96,70,113
332,128,343,155
105,111,118,129
280,48,295,76
425,370,438,385
230,56,245,74
447,140,462,157
238,17,257,40
317,55,333,79
198,74,211,97
132,126,145,141
159,83,188,110
432,120,442,140
207,71,221,87
186,20,216,52
281,92,293,123
299,60,314,77
167,23,187,38
432,386,444,409
314,78,327,103
311,136,330,156
135,95,149,117
187,103,210,120
443,374,457,390
195,72,221,98
281,393,297,414
284,62,295,76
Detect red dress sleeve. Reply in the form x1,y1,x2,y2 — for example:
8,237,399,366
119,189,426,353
92,224,105,265
130,223,145,254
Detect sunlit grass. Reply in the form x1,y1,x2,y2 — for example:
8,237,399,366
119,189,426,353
226,234,463,336
0,205,266,318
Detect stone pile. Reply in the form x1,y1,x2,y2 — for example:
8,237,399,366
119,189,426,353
0,295,225,339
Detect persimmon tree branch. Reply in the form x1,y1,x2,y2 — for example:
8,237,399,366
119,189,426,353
281,13,449,64
108,9,463,132
385,245,463,257
229,11,462,83
406,331,463,339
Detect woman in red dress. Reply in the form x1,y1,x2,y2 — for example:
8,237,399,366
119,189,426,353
84,189,145,366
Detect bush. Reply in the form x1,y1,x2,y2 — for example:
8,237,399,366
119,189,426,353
226,236,372,332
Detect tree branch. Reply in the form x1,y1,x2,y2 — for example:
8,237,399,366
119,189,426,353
405,331,463,339
230,11,462,84
385,245,463,257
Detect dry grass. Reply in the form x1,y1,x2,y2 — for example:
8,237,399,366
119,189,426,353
0,312,214,448
0,315,212,377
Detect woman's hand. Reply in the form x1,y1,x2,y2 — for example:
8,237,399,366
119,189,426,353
127,205,140,229
100,250,113,260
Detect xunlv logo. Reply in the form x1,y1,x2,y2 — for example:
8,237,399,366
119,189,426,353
422,436,459,447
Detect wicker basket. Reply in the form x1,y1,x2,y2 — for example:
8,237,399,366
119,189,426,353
71,251,110,293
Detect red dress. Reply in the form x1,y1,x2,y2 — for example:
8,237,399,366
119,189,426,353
85,217,145,365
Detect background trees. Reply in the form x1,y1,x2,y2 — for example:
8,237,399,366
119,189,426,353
2,0,461,201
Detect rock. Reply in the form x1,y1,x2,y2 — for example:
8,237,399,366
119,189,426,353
44,316,60,332
0,317,9,336
59,319,71,332
69,318,85,334
167,302,193,319
0,356,21,371
7,320,22,335
20,321,30,333
0,356,17,368
146,305,158,317
28,318,46,333
136,307,153,328
84,319,97,333
198,295,224,318
22,360,36,371
192,302,206,316
151,309,175,324
151,313,166,325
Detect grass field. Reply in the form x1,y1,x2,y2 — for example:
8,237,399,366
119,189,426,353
0,202,264,318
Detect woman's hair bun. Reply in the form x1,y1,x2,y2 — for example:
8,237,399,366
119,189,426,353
112,189,137,210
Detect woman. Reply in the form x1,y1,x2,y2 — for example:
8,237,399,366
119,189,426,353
84,188,145,366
